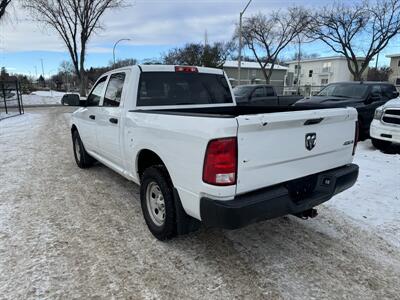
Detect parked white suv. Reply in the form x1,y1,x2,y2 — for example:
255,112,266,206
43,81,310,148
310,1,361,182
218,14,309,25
69,65,359,240
370,98,400,150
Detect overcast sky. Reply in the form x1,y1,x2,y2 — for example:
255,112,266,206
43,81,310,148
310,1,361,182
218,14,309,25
1,0,399,76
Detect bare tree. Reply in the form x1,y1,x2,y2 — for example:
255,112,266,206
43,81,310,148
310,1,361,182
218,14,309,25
163,42,233,68
309,0,400,81
239,7,309,84
23,0,125,95
0,0,11,20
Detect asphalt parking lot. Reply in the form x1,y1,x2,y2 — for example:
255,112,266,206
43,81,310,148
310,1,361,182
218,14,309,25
0,107,400,300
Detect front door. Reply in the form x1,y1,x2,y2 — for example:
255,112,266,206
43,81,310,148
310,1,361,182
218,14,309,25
96,72,127,167
77,76,108,153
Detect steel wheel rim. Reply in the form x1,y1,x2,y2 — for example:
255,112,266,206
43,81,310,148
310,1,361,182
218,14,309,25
74,137,81,161
146,181,166,226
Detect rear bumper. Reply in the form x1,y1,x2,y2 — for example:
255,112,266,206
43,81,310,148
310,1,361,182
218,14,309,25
370,120,400,144
200,164,359,229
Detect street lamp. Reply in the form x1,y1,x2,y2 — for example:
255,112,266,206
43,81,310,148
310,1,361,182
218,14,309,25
113,38,131,66
238,0,253,86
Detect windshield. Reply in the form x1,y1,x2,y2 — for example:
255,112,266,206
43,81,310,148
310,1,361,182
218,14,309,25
233,86,254,97
137,72,233,106
317,84,368,99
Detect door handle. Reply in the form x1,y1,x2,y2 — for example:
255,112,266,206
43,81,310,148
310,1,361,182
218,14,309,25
109,118,118,124
89,115,95,120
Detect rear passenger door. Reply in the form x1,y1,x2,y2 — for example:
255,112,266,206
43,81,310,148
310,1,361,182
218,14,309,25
249,87,267,105
96,72,128,167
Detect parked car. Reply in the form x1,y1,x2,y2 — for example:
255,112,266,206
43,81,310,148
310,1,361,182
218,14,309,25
233,84,303,106
370,97,400,151
294,81,399,139
69,65,359,240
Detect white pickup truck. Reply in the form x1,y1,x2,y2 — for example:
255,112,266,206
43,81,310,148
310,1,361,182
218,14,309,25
370,97,400,150
70,65,359,240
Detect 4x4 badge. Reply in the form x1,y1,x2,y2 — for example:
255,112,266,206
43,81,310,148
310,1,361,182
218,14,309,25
305,133,317,151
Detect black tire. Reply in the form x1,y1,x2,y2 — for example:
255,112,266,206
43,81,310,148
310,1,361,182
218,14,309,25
372,138,391,151
358,118,368,141
72,130,95,168
140,166,177,240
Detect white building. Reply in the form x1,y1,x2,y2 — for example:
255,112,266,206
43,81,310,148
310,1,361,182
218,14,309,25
223,60,288,87
285,56,368,94
386,53,400,85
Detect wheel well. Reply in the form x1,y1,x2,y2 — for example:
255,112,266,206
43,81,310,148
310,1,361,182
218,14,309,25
137,150,166,179
71,124,78,135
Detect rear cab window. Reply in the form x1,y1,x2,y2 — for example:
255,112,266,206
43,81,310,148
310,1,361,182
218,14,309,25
137,72,233,107
251,87,265,98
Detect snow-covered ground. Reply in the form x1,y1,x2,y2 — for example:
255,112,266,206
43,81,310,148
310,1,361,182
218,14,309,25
328,141,400,246
0,108,399,299
21,90,65,106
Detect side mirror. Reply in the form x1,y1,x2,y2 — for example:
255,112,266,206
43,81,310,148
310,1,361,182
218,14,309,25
61,93,84,106
393,91,399,98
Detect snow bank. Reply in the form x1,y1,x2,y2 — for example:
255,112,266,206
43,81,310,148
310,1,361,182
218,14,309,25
22,90,66,106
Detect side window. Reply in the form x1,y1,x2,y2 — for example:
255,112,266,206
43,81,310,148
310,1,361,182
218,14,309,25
371,85,382,101
86,76,107,107
103,73,126,107
265,87,275,96
252,87,265,98
371,85,382,95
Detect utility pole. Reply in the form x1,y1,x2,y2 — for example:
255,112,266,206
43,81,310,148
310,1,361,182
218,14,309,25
113,38,131,66
296,36,301,95
238,0,253,86
40,59,45,77
204,29,208,46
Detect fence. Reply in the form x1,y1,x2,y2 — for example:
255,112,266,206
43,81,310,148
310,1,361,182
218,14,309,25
274,85,325,97
272,84,400,97
0,79,24,120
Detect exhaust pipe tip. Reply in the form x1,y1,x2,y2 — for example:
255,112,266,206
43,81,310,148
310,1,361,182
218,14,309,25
293,208,318,220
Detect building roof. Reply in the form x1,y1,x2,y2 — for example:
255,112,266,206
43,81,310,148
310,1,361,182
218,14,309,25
223,60,288,70
386,53,400,58
286,55,367,64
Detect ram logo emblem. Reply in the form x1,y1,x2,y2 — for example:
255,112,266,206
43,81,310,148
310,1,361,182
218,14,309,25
305,133,317,151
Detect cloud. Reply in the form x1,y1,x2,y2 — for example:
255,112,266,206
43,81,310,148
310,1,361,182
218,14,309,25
1,0,334,53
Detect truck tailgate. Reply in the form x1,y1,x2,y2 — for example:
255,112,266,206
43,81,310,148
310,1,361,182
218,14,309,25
235,108,357,195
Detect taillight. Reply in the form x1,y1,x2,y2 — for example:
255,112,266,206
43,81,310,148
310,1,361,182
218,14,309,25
353,121,359,155
175,66,198,73
203,137,237,186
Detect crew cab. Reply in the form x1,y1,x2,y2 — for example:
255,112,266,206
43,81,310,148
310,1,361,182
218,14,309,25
69,65,359,240
294,81,399,139
370,97,400,151
233,84,303,106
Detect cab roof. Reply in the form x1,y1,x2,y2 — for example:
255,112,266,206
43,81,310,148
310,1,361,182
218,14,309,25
104,65,224,75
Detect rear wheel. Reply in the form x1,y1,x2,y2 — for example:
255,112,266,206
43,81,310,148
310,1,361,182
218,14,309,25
372,138,391,151
140,166,177,240
140,165,200,240
72,130,95,168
